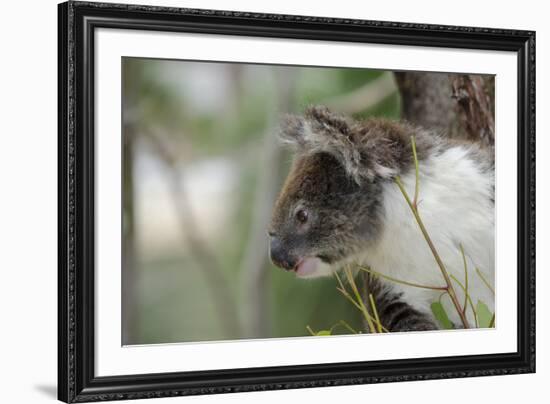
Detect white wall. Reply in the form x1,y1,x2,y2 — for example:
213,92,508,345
0,0,546,403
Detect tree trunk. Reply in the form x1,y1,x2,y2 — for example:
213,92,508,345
122,125,137,345
394,72,494,146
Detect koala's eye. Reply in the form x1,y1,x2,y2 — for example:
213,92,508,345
295,209,308,224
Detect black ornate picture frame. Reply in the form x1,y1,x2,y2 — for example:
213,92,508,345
58,1,535,402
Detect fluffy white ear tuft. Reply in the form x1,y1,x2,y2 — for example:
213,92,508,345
278,113,307,148
279,106,367,184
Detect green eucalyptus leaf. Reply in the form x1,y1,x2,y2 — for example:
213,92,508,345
430,302,453,329
476,300,494,328
315,330,332,336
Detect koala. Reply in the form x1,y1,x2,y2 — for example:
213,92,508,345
268,106,494,331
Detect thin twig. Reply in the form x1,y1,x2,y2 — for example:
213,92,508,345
394,136,470,328
476,268,495,295
438,291,449,304
450,274,478,328
336,285,387,332
489,314,495,328
359,266,447,291
334,271,347,295
459,244,469,316
335,271,366,314
395,176,469,328
335,271,385,333
411,136,420,207
336,286,364,312
344,267,377,333
369,294,383,333
339,320,359,334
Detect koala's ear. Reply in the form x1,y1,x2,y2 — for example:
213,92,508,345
279,113,308,148
279,106,365,184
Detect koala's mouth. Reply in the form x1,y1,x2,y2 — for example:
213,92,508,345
291,255,336,279
294,257,323,278
270,247,335,278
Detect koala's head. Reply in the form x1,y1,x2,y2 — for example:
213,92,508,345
268,106,408,279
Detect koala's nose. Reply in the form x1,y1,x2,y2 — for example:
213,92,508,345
269,237,297,271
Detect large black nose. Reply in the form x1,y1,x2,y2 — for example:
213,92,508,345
270,237,297,271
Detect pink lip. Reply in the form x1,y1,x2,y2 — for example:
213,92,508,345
294,257,321,277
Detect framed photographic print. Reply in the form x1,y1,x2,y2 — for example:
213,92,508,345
58,1,535,402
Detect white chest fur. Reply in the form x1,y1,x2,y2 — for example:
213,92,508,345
363,145,495,327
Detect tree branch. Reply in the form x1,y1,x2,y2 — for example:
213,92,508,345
143,128,241,339
324,72,397,114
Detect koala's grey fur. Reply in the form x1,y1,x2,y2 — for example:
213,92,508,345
362,274,438,332
280,105,439,184
271,106,440,267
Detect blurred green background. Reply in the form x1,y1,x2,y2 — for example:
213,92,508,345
122,58,401,345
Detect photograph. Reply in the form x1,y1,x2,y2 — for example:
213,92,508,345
121,58,496,345
57,3,535,402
